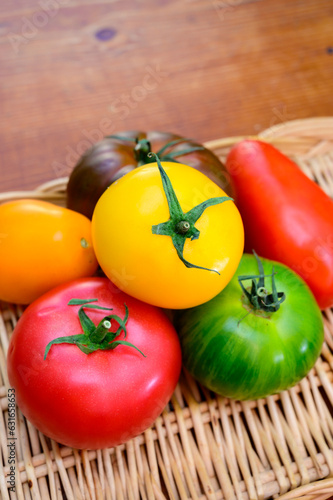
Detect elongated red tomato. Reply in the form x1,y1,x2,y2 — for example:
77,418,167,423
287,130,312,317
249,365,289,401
225,140,333,309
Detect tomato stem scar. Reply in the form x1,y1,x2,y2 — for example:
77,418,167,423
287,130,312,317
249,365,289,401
80,238,89,248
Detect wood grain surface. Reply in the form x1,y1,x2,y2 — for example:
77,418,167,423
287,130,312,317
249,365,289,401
1,0,333,191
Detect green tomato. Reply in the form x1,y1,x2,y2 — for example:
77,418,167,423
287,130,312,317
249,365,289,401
175,253,324,400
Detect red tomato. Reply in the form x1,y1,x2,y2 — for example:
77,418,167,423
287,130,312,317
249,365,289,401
225,139,333,309
7,278,182,449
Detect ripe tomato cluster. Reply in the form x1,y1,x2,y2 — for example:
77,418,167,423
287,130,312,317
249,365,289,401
3,133,330,449
4,138,243,450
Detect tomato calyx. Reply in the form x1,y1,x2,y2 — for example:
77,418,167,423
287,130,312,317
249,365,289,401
107,134,204,166
80,238,89,248
149,153,233,273
44,299,146,359
238,251,286,313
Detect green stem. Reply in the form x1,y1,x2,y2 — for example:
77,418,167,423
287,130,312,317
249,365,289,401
89,316,113,343
176,221,190,234
44,300,145,359
134,138,153,166
238,251,286,313
105,134,204,166
149,152,233,273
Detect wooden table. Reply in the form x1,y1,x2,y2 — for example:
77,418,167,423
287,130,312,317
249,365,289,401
1,0,333,193
1,3,333,499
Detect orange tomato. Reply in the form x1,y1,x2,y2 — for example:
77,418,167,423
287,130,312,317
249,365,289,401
0,199,98,304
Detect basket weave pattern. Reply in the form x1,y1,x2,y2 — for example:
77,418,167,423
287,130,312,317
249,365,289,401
1,118,333,500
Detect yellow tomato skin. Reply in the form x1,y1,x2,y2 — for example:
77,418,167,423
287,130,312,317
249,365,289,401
0,200,98,304
92,162,244,309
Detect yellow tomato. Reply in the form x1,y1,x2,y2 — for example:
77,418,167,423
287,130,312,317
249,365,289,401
92,161,244,309
0,199,98,304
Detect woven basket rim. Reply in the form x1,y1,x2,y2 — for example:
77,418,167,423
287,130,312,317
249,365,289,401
1,115,333,198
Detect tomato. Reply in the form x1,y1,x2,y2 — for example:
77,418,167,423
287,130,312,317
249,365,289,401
7,277,182,449
91,157,244,309
66,131,232,219
0,200,98,304
175,252,324,400
225,139,333,310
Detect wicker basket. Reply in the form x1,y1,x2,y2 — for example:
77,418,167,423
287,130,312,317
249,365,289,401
1,117,333,500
